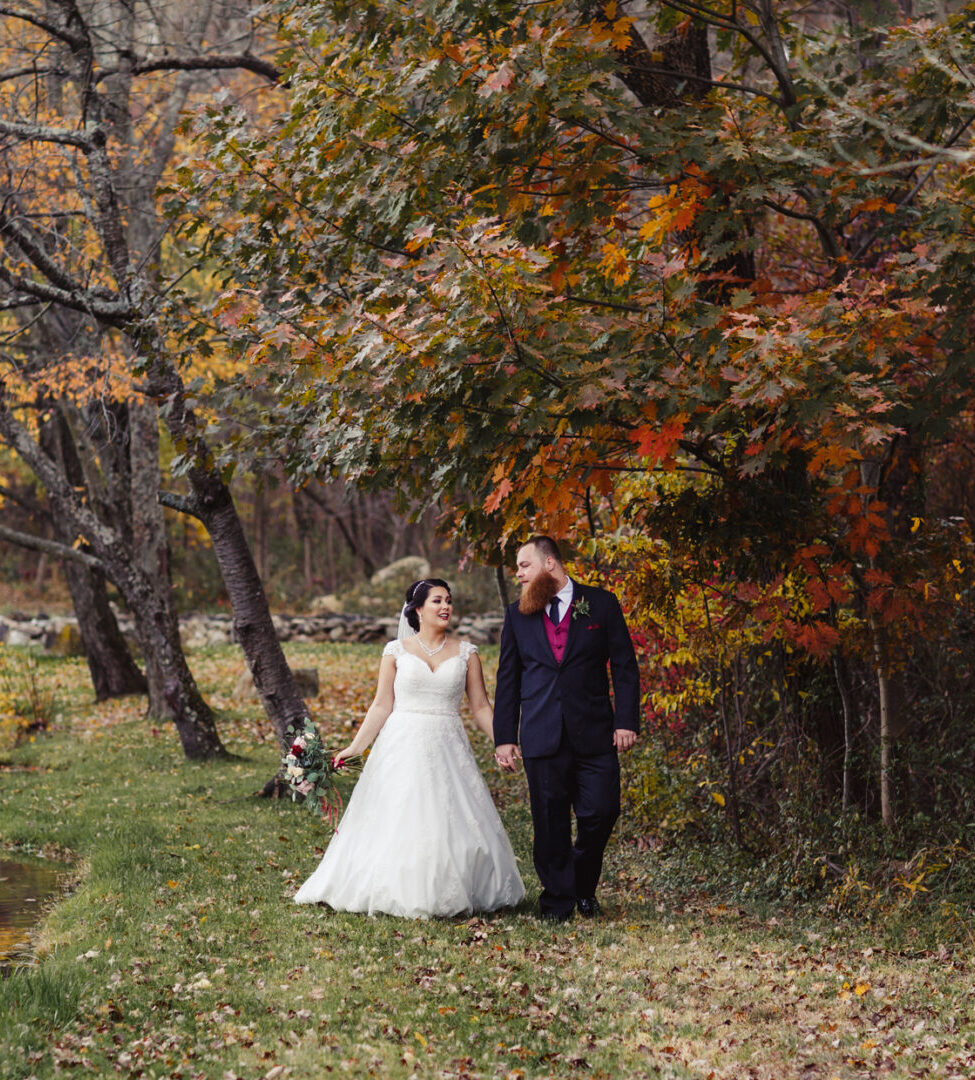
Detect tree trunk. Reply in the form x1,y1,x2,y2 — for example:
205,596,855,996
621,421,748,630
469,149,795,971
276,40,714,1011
302,482,377,577
0,399,225,758
65,559,148,701
122,567,223,758
862,452,899,829
34,551,47,596
495,562,510,610
833,652,854,815
718,665,745,848
291,487,315,593
129,400,184,718
186,472,310,750
39,406,148,700
607,13,756,289
871,617,894,829
253,475,267,581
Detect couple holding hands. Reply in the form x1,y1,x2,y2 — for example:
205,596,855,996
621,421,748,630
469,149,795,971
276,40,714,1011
294,536,640,922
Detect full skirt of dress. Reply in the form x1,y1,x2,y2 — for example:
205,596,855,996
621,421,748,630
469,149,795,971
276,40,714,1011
293,697,525,918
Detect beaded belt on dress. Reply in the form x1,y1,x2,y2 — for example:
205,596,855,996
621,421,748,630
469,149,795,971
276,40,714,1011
395,707,458,717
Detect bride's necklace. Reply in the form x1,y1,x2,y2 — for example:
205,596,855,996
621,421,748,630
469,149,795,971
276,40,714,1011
414,633,447,657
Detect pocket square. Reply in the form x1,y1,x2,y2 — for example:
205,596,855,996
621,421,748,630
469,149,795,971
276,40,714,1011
586,623,601,630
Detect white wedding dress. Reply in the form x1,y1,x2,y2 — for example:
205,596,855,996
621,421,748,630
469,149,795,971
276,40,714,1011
294,639,525,918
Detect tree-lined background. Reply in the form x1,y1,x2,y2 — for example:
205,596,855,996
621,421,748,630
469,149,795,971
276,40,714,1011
3,0,975,914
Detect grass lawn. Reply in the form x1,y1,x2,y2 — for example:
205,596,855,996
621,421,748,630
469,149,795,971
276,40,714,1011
0,642,972,1079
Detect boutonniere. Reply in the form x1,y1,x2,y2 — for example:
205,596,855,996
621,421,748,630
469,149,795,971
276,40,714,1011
572,596,590,620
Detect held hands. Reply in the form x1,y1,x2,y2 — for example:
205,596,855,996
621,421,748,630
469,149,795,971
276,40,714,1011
494,743,522,772
495,734,636,767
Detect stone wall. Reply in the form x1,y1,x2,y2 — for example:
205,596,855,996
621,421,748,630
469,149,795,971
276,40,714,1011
0,610,504,654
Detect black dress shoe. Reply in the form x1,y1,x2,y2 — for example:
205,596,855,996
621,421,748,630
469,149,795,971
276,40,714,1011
577,897,601,918
539,909,573,923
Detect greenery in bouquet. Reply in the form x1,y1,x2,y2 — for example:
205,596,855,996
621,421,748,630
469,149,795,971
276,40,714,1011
281,718,358,826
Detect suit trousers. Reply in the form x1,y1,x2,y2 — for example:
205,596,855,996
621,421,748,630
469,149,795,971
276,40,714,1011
522,736,621,916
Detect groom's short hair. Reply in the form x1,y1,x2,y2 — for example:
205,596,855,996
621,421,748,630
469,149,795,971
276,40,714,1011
524,535,562,564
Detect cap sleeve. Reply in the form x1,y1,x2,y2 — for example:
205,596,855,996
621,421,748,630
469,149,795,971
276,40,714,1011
459,640,478,662
382,639,404,658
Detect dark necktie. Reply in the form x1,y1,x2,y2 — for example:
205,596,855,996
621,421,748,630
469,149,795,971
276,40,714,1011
548,596,560,624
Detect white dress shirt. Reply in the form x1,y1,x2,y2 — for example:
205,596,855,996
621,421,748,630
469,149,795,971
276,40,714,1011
551,578,574,623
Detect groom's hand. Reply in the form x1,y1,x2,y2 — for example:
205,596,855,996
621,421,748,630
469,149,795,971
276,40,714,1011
614,729,638,752
494,743,521,771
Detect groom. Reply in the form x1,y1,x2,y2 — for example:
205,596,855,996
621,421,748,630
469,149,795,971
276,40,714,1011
494,536,640,921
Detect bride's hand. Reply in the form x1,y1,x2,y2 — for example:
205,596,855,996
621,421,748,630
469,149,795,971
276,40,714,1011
332,746,357,768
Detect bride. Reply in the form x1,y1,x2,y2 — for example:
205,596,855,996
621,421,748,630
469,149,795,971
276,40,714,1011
293,578,525,918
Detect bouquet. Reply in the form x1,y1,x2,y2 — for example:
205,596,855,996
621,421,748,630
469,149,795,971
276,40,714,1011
281,718,357,827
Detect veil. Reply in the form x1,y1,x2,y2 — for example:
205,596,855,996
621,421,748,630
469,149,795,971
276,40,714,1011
397,604,413,642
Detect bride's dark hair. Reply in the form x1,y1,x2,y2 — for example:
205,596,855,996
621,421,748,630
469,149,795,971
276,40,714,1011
404,578,452,631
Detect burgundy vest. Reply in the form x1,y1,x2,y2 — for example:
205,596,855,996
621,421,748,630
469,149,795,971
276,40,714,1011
544,606,570,663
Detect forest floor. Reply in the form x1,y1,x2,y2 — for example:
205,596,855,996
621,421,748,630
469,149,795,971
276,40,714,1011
0,643,972,1080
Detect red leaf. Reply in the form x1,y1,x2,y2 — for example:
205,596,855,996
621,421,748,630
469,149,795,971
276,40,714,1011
629,416,686,462
484,477,513,513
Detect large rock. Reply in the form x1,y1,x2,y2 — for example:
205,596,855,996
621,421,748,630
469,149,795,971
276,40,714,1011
370,556,431,586
0,617,42,647
179,616,232,649
43,621,85,657
233,666,320,701
5,626,34,648
309,593,344,615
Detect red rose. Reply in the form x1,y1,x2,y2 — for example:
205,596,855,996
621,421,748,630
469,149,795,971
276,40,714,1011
290,743,304,756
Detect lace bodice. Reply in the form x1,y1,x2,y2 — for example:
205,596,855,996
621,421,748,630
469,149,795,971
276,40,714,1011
382,638,477,716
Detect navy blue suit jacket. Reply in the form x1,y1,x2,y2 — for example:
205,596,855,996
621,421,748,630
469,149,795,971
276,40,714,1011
493,581,640,758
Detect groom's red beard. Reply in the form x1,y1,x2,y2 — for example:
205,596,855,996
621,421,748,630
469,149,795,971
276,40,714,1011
518,570,561,615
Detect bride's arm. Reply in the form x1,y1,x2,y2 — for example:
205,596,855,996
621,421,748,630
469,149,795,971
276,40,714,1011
464,653,496,739
333,655,396,763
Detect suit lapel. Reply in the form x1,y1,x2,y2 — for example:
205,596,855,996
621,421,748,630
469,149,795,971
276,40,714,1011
561,580,585,665
524,606,558,667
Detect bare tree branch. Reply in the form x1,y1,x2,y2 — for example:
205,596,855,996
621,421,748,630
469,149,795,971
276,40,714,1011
0,5,85,48
0,66,64,84
96,52,281,84
0,205,86,296
0,262,133,323
0,295,45,311
0,521,102,568
83,137,132,291
0,118,92,150
613,59,784,106
158,490,204,519
0,481,50,519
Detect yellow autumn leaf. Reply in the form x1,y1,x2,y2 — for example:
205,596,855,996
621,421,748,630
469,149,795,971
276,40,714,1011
854,981,870,996
596,241,631,286
414,1032,427,1048
712,791,726,806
